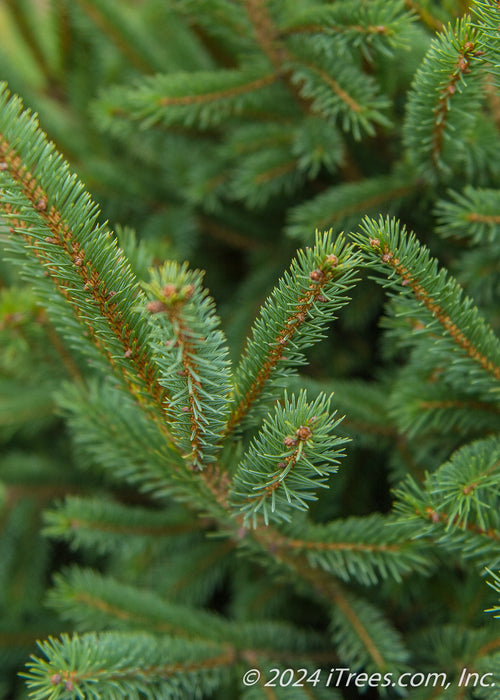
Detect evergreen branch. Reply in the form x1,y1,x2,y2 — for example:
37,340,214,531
280,0,415,56
74,0,161,73
95,69,287,131
231,391,349,526
230,148,305,208
435,186,500,244
56,381,190,502
287,173,415,240
143,262,232,471
330,590,410,677
395,439,500,570
354,217,500,391
166,539,236,598
287,48,391,139
43,497,207,555
0,85,174,438
256,514,433,585
410,625,500,697
403,17,485,177
22,632,234,700
48,567,329,660
226,231,358,435
396,436,500,534
43,314,84,383
403,0,443,31
225,119,343,206
47,567,232,641
473,0,500,85
158,73,278,107
243,0,291,71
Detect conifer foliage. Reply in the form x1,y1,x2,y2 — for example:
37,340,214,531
2,1,500,699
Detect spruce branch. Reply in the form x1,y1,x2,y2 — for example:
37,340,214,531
287,173,416,241
354,216,500,393
43,497,207,555
143,262,232,471
47,567,233,640
387,361,500,438
435,186,500,244
226,231,358,435
473,0,500,84
48,567,329,659
280,0,415,57
403,16,485,177
330,590,410,678
95,69,288,131
56,381,189,502
403,0,443,31
286,45,391,139
73,0,164,73
243,0,291,71
396,436,500,530
22,632,235,700
395,437,500,569
256,514,433,585
0,85,175,440
231,391,349,526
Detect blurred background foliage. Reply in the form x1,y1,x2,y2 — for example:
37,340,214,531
2,0,500,697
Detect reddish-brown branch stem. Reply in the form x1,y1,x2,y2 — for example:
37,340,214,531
431,38,482,166
159,73,278,106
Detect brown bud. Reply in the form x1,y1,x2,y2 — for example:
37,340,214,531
65,681,74,692
447,84,456,95
296,312,306,323
277,462,287,470
181,406,190,412
45,236,57,244
50,674,62,685
124,348,132,358
309,269,324,282
35,196,48,211
326,254,338,267
316,294,328,303
369,238,380,248
0,161,7,171
162,283,177,298
283,436,298,447
74,257,83,266
296,425,312,441
381,252,393,262
146,300,167,314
